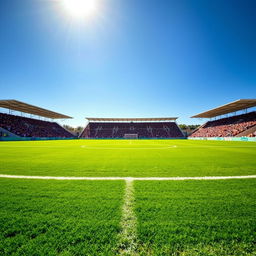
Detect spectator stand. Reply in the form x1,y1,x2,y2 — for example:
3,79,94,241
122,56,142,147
0,99,74,140
189,99,256,139
80,117,185,139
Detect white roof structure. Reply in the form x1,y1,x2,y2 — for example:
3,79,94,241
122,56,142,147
191,99,256,118
0,100,72,119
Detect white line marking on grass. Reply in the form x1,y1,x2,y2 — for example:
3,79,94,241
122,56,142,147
116,179,137,255
168,145,177,148
80,146,175,149
78,145,256,150
0,174,256,180
1,144,255,149
0,146,71,148
170,146,256,148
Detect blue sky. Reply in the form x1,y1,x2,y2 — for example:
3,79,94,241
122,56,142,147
0,0,255,127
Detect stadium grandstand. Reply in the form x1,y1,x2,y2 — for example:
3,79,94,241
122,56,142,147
0,100,74,138
190,99,256,138
80,117,184,138
2,98,256,140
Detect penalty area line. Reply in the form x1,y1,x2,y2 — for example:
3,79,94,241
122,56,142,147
0,174,256,180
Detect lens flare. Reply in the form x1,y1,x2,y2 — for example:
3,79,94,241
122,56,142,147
62,0,98,19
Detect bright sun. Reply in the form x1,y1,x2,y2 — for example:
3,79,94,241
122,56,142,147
62,0,98,19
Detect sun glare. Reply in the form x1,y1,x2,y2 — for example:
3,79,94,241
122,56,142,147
62,0,98,19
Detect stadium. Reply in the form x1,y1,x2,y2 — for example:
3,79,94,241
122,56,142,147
0,98,256,255
1,99,256,140
1,0,255,255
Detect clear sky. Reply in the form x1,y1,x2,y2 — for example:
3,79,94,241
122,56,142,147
0,0,255,127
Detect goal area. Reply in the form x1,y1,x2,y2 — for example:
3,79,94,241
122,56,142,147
124,134,138,139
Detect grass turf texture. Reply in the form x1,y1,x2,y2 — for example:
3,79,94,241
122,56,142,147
0,179,124,256
0,139,255,177
134,179,256,256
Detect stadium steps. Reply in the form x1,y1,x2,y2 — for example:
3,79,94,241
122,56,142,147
235,125,256,137
188,122,208,136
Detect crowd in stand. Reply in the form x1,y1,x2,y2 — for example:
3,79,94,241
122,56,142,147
0,113,73,138
80,122,184,138
190,112,256,137
248,131,256,137
3,111,255,139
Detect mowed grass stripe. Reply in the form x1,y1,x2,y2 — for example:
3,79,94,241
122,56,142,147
134,179,256,255
0,179,124,256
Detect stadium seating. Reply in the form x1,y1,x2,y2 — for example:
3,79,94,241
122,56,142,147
80,122,184,138
0,113,74,138
190,112,256,137
248,131,256,137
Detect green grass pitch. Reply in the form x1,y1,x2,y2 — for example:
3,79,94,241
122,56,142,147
0,139,255,255
0,139,255,177
135,179,256,255
0,179,124,256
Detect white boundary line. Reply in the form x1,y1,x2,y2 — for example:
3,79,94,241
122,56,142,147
116,179,137,255
0,174,256,181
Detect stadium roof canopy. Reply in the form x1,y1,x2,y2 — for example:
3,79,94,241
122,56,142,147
191,99,256,118
86,117,178,122
0,100,72,119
